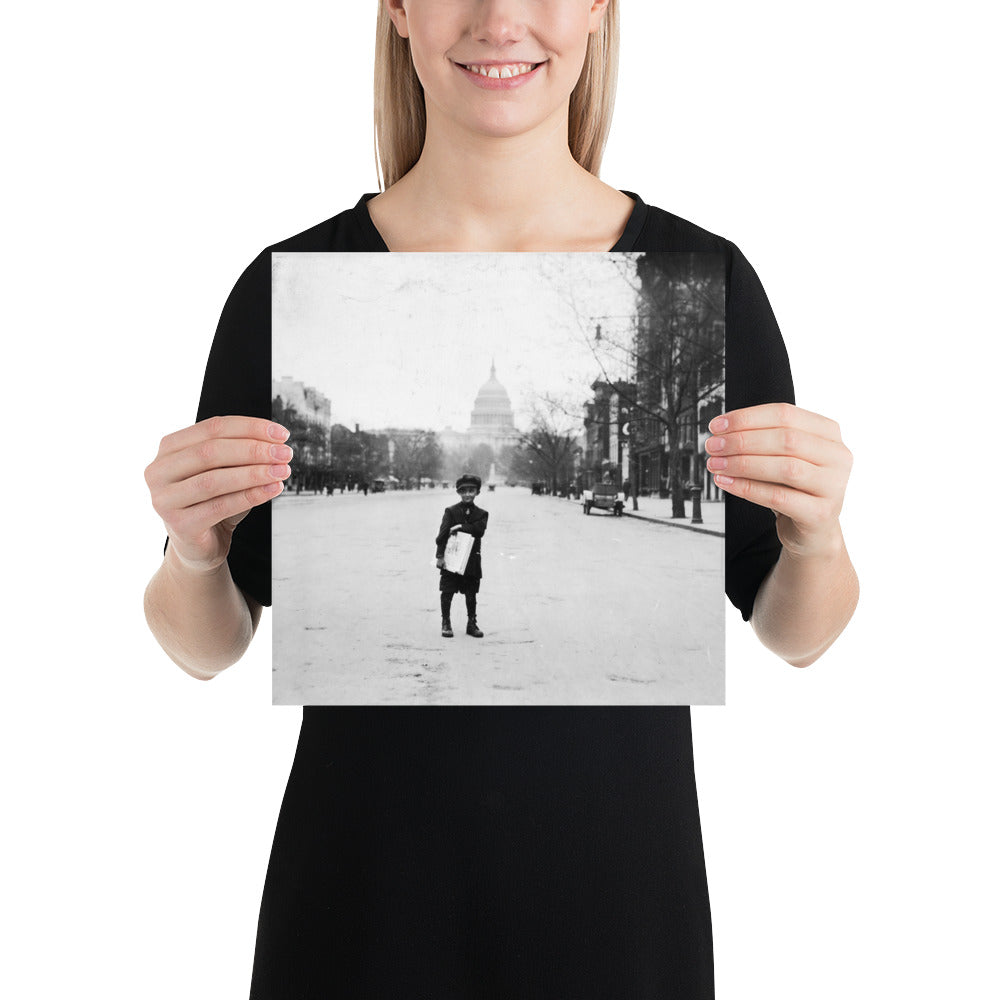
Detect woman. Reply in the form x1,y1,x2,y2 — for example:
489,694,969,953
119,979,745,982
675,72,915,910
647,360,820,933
145,2,857,994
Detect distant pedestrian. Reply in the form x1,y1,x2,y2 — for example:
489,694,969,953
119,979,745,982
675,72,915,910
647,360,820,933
434,474,488,638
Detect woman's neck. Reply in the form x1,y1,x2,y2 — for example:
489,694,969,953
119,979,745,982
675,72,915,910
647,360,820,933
412,111,583,218
368,112,631,252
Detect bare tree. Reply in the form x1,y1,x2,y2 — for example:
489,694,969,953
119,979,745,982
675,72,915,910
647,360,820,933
631,254,724,515
391,430,443,489
329,425,390,487
539,253,725,516
509,396,580,495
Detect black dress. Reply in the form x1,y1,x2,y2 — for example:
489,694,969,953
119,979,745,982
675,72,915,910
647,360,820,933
189,193,794,998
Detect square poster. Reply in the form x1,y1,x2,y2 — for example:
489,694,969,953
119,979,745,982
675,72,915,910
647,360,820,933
272,252,725,705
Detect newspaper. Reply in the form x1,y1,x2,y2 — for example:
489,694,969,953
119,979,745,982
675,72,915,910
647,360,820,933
443,531,474,575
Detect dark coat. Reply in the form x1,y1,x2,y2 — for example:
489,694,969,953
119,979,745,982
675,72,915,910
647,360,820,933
435,502,489,580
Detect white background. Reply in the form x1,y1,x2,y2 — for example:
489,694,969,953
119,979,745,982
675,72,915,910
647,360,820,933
4,1,996,997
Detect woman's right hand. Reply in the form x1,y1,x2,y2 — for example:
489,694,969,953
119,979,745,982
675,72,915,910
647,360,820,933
145,416,292,574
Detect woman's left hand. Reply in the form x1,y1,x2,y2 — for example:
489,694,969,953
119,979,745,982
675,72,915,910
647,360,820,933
705,402,853,559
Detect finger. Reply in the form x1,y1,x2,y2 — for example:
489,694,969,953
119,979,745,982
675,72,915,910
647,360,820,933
155,416,289,461
705,427,846,466
711,403,842,443
155,461,291,516
705,454,835,498
149,436,294,489
712,474,838,528
169,479,285,540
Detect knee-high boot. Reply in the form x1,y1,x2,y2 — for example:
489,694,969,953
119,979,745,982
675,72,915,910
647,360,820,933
465,592,483,638
440,593,454,638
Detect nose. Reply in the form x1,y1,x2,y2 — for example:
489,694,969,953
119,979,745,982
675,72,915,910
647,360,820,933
470,0,528,47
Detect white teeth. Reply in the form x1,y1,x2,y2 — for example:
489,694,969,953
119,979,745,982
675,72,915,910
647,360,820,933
463,62,536,79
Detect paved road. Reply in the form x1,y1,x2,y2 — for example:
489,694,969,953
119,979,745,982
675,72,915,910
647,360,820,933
273,487,723,705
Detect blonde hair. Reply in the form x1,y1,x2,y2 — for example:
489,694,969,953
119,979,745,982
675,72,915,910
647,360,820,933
374,0,620,190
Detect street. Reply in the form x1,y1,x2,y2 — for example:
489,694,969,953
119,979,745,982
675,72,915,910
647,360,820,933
273,487,723,705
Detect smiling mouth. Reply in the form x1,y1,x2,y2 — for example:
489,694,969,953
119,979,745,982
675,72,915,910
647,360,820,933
456,62,543,79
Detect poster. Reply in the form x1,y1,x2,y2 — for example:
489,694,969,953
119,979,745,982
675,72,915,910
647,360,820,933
272,252,725,705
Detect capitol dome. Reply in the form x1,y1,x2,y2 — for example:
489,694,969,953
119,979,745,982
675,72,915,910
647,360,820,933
467,361,519,447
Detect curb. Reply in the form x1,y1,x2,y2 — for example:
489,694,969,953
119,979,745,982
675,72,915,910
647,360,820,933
620,511,724,537
564,496,723,537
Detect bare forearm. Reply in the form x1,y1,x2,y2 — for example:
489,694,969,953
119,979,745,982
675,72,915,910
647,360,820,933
750,526,859,668
143,544,260,679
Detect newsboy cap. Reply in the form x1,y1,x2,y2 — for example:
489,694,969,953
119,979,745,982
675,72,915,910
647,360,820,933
456,474,482,490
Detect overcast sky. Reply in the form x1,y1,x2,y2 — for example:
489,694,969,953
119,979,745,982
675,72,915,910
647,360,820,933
272,253,641,432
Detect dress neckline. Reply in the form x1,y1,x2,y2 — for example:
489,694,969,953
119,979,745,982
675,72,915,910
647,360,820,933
354,190,647,253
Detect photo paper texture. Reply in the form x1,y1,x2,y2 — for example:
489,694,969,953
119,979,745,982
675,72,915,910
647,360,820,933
272,252,725,705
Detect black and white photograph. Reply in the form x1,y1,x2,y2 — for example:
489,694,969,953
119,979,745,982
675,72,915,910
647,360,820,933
272,251,725,705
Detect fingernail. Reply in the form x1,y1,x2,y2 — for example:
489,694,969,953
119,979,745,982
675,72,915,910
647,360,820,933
269,465,291,478
707,457,727,471
715,474,734,486
706,436,725,452
270,444,293,461
269,423,289,440
709,416,728,433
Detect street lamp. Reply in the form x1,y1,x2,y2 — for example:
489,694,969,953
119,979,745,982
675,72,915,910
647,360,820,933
690,364,703,525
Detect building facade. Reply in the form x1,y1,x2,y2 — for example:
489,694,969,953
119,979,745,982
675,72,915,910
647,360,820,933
582,379,635,489
630,254,725,500
272,375,332,468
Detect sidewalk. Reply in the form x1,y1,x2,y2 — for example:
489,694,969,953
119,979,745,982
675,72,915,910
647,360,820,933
563,493,724,536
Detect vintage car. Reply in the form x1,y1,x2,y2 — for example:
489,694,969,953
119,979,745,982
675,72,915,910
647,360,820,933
582,483,625,516
371,479,387,493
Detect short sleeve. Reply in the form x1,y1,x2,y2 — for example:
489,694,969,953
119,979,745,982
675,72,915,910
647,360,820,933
724,244,795,620
173,249,274,606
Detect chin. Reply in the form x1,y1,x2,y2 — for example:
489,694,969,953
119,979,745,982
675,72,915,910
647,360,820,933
472,108,552,139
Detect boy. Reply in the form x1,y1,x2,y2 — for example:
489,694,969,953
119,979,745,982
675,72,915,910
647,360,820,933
434,474,489,638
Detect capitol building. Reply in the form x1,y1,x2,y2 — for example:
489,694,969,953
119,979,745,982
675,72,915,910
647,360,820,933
438,362,521,454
